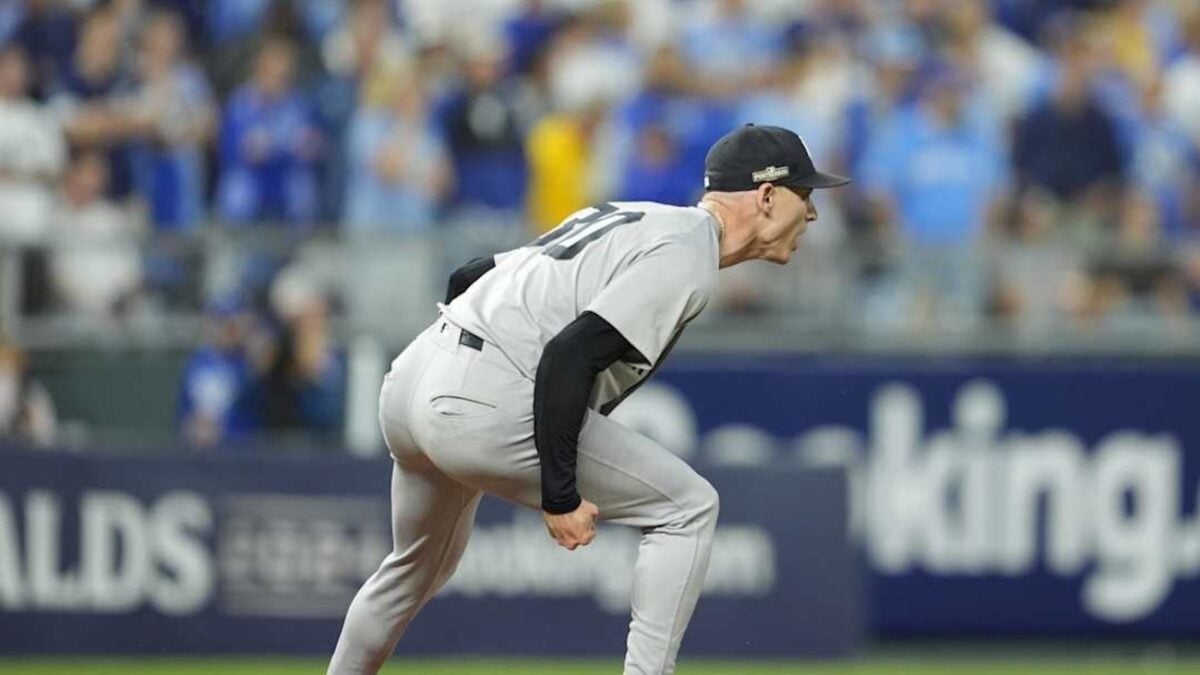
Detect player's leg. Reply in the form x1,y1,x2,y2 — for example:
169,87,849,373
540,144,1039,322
327,456,480,675
574,410,719,675
433,403,718,675
328,331,482,675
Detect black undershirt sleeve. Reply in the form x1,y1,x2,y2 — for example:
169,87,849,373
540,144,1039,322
444,256,497,304
534,311,640,514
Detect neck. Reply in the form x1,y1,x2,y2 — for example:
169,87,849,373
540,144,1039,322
698,195,756,269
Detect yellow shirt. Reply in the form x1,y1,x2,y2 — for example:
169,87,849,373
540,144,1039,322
1106,12,1155,85
526,114,590,234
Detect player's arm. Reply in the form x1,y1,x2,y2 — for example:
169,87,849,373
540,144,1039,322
444,256,496,303
534,312,640,546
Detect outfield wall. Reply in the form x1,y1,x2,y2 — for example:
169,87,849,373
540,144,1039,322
634,357,1200,637
0,452,858,656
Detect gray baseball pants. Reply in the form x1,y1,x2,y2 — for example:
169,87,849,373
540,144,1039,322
327,316,719,675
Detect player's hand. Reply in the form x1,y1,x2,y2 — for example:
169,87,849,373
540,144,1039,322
542,499,599,551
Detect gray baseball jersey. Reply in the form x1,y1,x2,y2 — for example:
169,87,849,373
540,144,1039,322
441,201,721,410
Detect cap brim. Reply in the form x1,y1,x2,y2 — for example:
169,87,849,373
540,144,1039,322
787,170,852,189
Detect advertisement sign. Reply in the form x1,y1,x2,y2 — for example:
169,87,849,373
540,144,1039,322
620,357,1200,636
0,452,858,656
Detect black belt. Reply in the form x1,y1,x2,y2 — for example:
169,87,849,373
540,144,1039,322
439,319,485,352
458,328,484,352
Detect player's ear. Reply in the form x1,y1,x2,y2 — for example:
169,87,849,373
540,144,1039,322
756,183,774,215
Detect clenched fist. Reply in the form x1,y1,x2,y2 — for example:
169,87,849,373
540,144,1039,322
542,499,599,551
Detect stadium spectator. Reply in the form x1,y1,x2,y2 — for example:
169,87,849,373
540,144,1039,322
322,0,414,224
48,151,144,319
525,104,600,232
216,35,323,226
342,62,451,233
131,9,216,231
435,33,530,218
250,270,345,441
612,116,691,207
526,10,636,231
861,65,1006,247
0,337,57,448
177,296,259,448
1013,18,1125,225
858,63,1007,331
0,44,66,245
48,6,143,200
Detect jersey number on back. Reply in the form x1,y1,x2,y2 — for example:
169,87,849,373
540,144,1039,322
530,203,645,260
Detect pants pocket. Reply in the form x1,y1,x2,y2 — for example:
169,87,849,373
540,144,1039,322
429,394,498,419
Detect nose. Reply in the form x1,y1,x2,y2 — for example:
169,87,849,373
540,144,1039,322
807,198,819,222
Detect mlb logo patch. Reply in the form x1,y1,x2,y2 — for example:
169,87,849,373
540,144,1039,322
751,165,790,183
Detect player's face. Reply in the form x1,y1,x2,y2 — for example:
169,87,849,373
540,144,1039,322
759,185,817,264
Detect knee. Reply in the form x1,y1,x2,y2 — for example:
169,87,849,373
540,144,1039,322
678,477,720,530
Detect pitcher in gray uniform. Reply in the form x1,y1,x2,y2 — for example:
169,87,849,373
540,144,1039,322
327,124,850,675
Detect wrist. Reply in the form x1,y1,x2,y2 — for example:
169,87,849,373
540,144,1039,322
541,493,582,515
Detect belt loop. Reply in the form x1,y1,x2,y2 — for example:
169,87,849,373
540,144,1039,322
435,319,458,352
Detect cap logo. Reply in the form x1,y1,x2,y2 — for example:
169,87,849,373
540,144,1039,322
751,165,790,183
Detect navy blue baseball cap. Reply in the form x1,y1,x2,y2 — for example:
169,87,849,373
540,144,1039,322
704,124,851,192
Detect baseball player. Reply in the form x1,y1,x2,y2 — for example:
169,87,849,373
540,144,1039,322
328,124,850,675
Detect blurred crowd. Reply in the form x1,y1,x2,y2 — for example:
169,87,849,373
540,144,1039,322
3,0,1200,447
